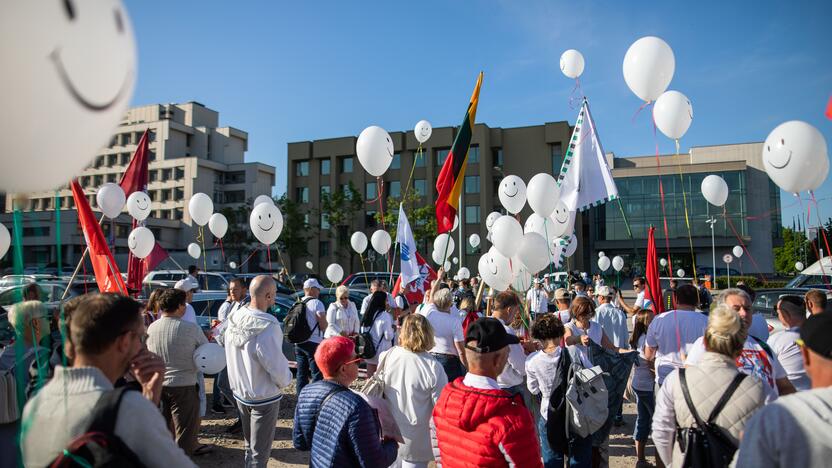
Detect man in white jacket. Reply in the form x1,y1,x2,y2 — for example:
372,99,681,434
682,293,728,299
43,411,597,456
221,275,292,467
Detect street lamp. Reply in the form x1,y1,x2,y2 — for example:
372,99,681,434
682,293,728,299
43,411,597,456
706,216,717,282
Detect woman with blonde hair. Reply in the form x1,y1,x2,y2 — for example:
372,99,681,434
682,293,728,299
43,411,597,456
419,287,466,381
380,314,448,468
652,304,765,467
324,285,359,338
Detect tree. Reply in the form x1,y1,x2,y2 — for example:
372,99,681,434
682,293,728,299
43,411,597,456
375,189,437,258
276,194,311,268
773,227,811,273
220,204,255,267
319,182,363,265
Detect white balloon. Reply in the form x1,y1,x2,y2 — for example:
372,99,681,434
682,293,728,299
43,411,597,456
253,195,274,208
560,49,585,79
452,257,459,265
659,258,668,267
478,248,512,291
622,36,675,102
0,223,9,259
326,263,344,283
414,120,432,144
208,213,228,239
517,232,550,274
598,251,606,259
653,90,693,140
612,255,624,272
356,126,394,177
676,269,685,278
451,215,459,232
701,175,729,207
433,234,455,259
491,215,524,258
563,235,578,258
795,261,804,272
432,248,446,266
188,193,214,226
511,264,533,292
458,267,471,280
498,175,527,214
127,226,154,259
444,261,452,271
351,231,368,254
598,256,611,272
0,1,137,193
126,191,151,221
469,233,481,248
486,211,502,231
96,183,126,219
229,261,237,269
187,243,201,259
527,173,559,218
305,261,314,270
250,202,283,245
732,246,743,258
193,343,226,374
524,213,548,238
549,201,576,238
762,121,829,194
371,230,392,255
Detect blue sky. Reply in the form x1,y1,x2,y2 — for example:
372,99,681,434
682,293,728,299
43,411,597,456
127,0,831,227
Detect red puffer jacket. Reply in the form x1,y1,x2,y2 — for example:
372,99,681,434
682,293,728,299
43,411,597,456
432,377,542,468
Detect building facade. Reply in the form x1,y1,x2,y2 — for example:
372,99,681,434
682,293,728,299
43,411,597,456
1,102,275,272
288,123,781,277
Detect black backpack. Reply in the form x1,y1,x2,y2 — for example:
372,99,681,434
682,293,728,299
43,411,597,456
675,368,747,468
49,386,145,467
354,309,382,359
284,298,317,344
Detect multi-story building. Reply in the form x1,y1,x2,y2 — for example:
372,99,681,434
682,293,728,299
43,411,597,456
288,124,781,277
0,101,275,272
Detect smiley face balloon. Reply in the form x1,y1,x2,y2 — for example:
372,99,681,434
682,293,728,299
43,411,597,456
762,121,829,194
548,200,576,238
250,202,283,245
356,125,394,177
0,0,137,193
498,175,527,214
414,120,432,144
126,191,151,221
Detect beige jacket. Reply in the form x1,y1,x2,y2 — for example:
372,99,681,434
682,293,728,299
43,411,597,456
653,351,765,467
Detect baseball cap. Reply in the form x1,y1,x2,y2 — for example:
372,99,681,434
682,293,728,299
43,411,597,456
174,279,195,292
303,278,323,290
595,285,612,297
799,312,832,359
464,318,520,354
554,288,569,300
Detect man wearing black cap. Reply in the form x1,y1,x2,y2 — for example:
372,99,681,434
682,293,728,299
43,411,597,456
431,318,542,468
735,313,832,466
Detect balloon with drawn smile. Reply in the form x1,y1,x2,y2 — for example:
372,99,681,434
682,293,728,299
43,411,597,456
762,121,828,194
126,191,151,221
249,202,283,245
356,126,394,177
498,175,527,214
548,200,576,238
414,120,432,144
127,226,154,259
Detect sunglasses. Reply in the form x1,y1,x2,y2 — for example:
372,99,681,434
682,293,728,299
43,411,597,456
344,356,363,366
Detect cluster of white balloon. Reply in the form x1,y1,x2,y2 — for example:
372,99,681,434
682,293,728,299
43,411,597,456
89,183,161,260
596,251,625,274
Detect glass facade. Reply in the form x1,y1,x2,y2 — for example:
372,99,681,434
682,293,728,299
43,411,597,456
320,159,330,175
436,149,450,166
339,156,353,173
391,153,401,170
414,150,426,167
552,143,564,174
465,205,480,224
295,161,309,177
366,181,377,200
295,186,309,203
468,146,479,164
595,171,748,241
388,180,401,198
414,179,427,198
465,175,480,194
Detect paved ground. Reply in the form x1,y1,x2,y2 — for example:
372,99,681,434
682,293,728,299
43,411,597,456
197,378,658,468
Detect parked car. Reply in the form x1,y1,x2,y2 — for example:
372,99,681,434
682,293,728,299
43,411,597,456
697,267,741,279
234,273,297,295
752,287,832,335
340,272,397,290
0,274,60,291
291,287,370,315
289,273,322,288
142,270,230,293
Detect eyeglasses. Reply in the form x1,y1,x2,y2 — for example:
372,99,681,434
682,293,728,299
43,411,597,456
344,356,363,366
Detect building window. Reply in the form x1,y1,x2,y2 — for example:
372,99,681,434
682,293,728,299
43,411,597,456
148,150,156,161
468,146,479,164
94,156,104,168
107,154,117,167
366,210,378,228
296,187,309,203
23,226,50,237
175,167,186,180
321,185,331,198
120,153,130,165
149,190,157,202
174,187,184,199
366,181,377,200
414,179,427,198
414,150,426,167
319,241,330,257
162,168,172,181
106,173,116,183
320,213,330,230
465,175,480,194
149,170,158,182
321,159,331,175
295,161,310,177
465,205,480,224
436,149,450,166
492,147,503,167
391,153,401,170
551,143,564,174
339,156,353,173
388,181,401,199
94,175,103,186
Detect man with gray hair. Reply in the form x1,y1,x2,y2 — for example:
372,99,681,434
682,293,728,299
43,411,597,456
686,288,796,402
360,279,398,317
223,275,293,467
768,295,811,391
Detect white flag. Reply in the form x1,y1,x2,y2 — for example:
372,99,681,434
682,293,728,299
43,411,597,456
558,99,618,212
396,203,420,286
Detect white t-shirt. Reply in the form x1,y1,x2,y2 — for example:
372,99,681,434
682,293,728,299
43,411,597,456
360,292,397,317
419,306,464,356
556,308,572,325
301,296,326,344
525,348,563,420
634,290,654,311
496,318,526,388
565,320,602,368
686,335,787,403
632,335,655,392
526,288,549,314
644,309,708,385
182,303,198,325
767,327,811,391
365,310,395,364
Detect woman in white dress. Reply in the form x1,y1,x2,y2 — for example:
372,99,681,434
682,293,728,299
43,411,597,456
324,285,359,338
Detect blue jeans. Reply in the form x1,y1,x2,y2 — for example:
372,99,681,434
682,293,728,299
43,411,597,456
539,417,592,468
431,353,465,382
295,341,322,395
633,389,655,442
212,369,234,407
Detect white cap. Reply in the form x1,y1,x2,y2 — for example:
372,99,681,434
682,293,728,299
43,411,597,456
595,285,612,297
174,279,196,292
304,278,324,290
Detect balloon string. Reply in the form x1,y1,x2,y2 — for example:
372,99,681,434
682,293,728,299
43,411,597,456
218,239,225,263
807,191,831,287
238,245,261,268
809,191,832,258
274,248,297,292
651,119,673,276
402,145,422,202
674,139,698,279
198,226,208,290
567,78,585,110
721,206,769,285
266,245,272,272
631,100,653,124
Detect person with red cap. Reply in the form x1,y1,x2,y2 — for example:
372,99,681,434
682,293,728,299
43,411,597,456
292,336,398,467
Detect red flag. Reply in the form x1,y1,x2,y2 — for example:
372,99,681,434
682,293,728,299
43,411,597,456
645,226,664,314
125,225,169,294
119,129,150,196
391,252,437,305
71,181,128,294
826,95,832,121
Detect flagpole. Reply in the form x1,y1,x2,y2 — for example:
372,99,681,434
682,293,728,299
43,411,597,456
60,213,108,301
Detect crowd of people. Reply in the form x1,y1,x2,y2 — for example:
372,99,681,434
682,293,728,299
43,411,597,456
0,266,831,467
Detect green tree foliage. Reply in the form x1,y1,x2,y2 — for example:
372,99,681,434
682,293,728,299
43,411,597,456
375,189,437,255
220,204,255,265
276,194,310,267
319,182,363,263
774,227,811,273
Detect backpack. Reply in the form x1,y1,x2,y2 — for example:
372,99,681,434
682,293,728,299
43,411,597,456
48,386,145,467
565,364,609,438
284,298,317,344
675,368,747,468
354,309,382,360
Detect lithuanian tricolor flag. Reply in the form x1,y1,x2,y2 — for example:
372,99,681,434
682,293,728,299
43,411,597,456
435,72,483,233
